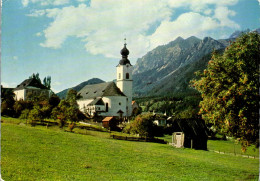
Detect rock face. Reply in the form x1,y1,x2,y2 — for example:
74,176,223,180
132,36,227,97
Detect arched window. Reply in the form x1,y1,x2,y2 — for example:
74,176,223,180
126,73,129,79
118,73,121,79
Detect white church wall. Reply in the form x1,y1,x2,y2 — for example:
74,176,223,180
100,96,127,117
77,99,94,112
14,89,25,101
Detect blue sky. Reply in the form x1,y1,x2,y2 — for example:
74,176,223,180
1,0,260,93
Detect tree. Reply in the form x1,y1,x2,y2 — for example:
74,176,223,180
29,73,51,89
29,73,41,83
49,94,60,108
191,32,259,148
124,114,156,138
1,86,15,116
43,76,51,89
52,90,81,129
28,105,43,126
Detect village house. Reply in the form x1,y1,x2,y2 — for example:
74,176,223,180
13,78,51,101
77,42,133,119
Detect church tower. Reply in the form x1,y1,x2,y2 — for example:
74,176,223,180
117,40,133,117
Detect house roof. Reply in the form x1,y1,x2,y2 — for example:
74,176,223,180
78,82,125,100
102,117,114,122
14,78,48,90
88,98,105,106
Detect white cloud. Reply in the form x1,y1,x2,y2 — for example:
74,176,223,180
35,32,42,36
22,0,69,7
29,0,240,59
149,12,220,48
27,9,46,17
39,1,172,58
214,6,239,28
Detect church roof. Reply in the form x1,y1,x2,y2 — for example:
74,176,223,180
78,82,126,100
14,78,48,90
118,42,131,66
88,97,105,106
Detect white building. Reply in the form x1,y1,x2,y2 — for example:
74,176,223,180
13,78,51,101
77,42,133,118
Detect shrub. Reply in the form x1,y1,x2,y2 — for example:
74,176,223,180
19,109,30,119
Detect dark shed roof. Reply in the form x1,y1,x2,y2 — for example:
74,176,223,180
14,78,48,90
78,82,125,100
173,119,208,138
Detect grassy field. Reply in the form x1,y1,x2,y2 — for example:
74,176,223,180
1,122,259,181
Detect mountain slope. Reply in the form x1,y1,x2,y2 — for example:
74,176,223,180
132,36,226,96
56,78,104,99
147,48,225,96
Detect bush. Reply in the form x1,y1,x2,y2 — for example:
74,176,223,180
19,109,30,119
124,114,161,138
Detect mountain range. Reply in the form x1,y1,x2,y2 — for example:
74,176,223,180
56,28,259,99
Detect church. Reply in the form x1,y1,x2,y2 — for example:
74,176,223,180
77,42,133,118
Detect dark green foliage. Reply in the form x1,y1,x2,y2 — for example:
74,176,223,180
29,73,41,83
13,100,33,117
52,90,82,128
48,94,61,107
43,76,51,89
124,114,163,138
136,94,201,119
1,86,15,116
192,32,260,148
29,73,51,89
19,109,30,119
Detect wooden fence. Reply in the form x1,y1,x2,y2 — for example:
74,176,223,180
110,134,167,144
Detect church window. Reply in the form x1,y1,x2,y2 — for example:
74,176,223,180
126,73,129,79
119,73,121,79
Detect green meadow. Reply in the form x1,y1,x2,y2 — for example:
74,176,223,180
1,121,259,181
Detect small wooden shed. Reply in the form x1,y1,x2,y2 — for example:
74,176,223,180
172,119,208,150
102,117,118,130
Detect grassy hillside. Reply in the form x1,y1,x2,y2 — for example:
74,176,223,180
1,123,259,181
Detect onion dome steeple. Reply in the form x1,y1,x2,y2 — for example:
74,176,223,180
119,38,131,65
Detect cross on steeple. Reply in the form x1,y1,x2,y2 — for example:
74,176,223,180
124,38,127,46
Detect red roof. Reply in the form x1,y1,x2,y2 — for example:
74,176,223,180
102,117,114,122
